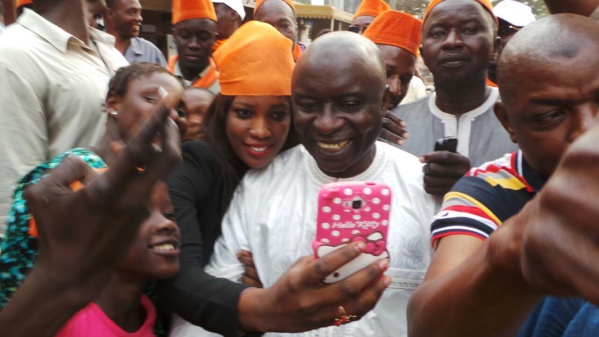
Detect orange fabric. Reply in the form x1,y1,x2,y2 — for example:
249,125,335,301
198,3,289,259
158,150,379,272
168,55,219,89
363,10,422,56
486,77,497,87
422,0,497,25
16,0,32,8
293,43,302,62
213,21,294,96
172,0,217,25
192,64,218,89
212,38,228,52
254,0,295,14
28,168,108,238
353,0,391,20
167,54,178,74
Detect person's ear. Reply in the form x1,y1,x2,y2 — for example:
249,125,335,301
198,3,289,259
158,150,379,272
494,100,517,143
104,7,115,21
381,85,390,111
105,96,121,119
492,36,501,63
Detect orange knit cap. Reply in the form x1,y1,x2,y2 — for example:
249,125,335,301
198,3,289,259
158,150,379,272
172,0,217,25
422,0,498,25
213,21,295,96
353,0,391,20
254,0,295,15
363,10,421,56
16,0,33,8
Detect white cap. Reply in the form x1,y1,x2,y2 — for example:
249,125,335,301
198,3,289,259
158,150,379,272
212,0,246,21
493,0,535,27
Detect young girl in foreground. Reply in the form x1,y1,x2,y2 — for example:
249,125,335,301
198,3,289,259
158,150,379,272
55,181,179,336
0,63,185,336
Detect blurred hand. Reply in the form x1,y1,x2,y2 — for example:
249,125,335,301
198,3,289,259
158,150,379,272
379,111,409,146
238,242,390,332
237,250,263,288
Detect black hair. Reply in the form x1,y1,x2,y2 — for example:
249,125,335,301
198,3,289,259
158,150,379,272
106,62,176,100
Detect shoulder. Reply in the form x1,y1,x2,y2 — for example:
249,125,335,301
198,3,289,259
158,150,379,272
392,95,430,117
181,140,214,161
241,145,305,187
176,140,218,175
431,152,523,242
377,141,424,177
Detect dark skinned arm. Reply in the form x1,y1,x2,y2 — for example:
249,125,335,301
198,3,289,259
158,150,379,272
0,93,182,337
408,116,599,336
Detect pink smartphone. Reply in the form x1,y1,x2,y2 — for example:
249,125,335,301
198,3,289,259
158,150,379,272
312,181,391,283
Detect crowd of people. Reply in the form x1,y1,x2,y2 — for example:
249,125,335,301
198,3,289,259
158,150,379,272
0,0,599,336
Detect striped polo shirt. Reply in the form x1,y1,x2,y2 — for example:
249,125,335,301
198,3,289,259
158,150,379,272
431,150,546,246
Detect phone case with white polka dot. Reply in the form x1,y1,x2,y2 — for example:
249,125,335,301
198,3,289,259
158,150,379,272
313,181,391,283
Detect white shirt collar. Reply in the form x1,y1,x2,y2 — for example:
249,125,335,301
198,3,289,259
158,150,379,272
304,142,390,186
427,87,499,156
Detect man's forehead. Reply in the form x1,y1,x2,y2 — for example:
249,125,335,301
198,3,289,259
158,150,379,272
255,0,295,20
175,18,216,31
425,0,490,27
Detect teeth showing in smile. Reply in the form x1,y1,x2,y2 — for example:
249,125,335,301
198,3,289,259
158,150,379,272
250,146,268,152
317,140,349,151
151,243,175,251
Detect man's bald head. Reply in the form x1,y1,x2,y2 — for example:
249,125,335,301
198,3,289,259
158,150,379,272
498,14,599,104
254,0,298,47
293,31,386,96
292,32,387,178
494,13,599,179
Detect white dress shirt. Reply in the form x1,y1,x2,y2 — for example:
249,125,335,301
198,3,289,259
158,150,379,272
0,9,128,237
170,142,439,337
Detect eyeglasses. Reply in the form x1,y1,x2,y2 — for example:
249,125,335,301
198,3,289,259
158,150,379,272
497,24,522,37
347,25,368,34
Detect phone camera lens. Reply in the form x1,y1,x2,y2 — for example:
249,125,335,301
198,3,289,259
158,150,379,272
352,200,362,209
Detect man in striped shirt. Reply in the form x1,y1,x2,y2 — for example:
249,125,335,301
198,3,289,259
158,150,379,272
407,14,599,337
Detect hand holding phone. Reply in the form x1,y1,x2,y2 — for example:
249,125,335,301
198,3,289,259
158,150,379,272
312,181,391,283
434,137,458,153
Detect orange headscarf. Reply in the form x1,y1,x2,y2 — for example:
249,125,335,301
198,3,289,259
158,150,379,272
353,0,391,20
172,0,217,25
422,0,497,25
16,0,33,8
213,21,294,96
363,10,422,56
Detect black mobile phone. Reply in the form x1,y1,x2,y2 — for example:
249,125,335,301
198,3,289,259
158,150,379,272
434,137,458,153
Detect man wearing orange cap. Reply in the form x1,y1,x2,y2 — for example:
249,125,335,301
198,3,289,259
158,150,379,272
169,0,220,93
392,0,517,198
254,0,303,60
363,10,421,109
348,0,390,34
0,0,128,238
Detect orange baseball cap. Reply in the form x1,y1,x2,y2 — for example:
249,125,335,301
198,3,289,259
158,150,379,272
213,21,294,96
353,0,391,20
172,0,217,25
363,10,422,56
422,0,498,25
254,0,295,14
